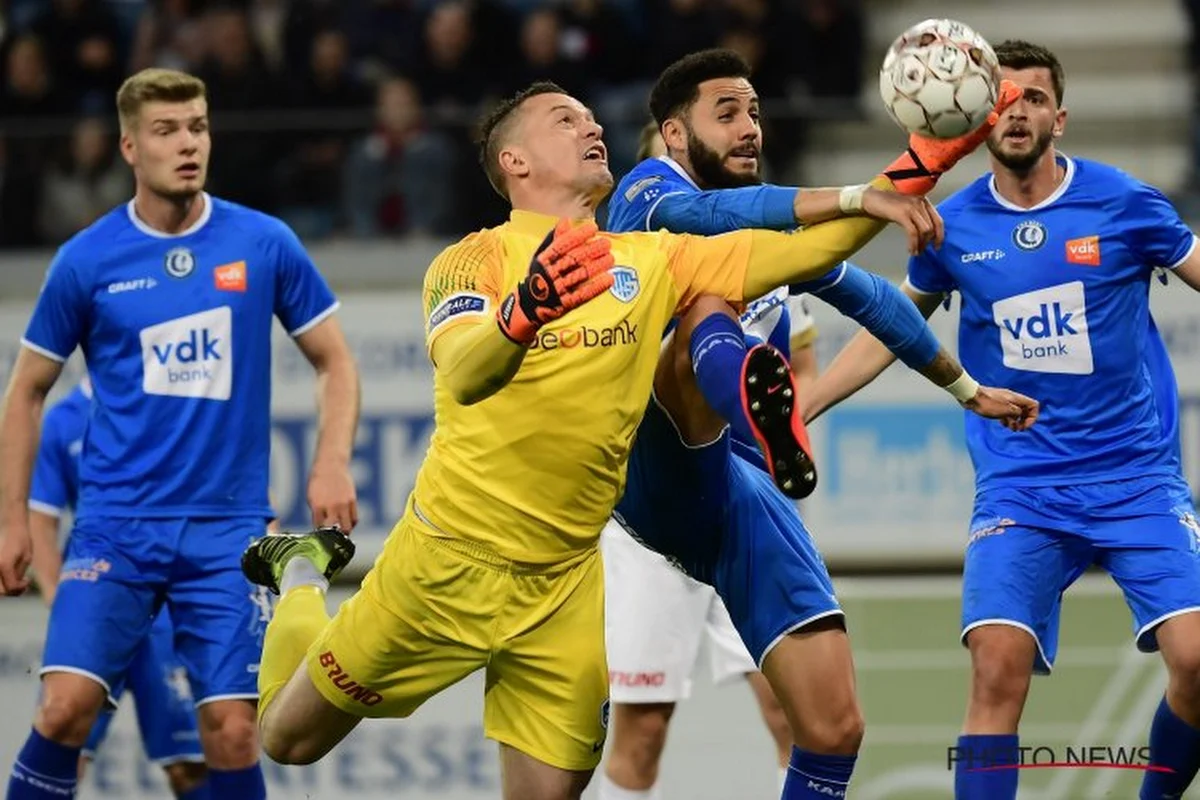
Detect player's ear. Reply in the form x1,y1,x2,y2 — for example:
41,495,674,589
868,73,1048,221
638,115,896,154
661,118,687,154
119,130,136,167
1053,106,1067,140
499,145,530,182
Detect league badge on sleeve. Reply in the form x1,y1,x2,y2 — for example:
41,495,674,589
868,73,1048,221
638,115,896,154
609,267,640,303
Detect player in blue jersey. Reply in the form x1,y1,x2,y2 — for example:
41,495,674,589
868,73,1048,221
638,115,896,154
601,121,818,800
28,378,209,799
0,68,360,800
805,40,1200,800
601,49,1039,800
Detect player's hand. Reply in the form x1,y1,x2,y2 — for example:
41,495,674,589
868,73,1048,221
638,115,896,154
497,218,615,346
860,189,944,255
0,524,33,596
884,80,1023,196
307,460,358,534
961,385,1040,432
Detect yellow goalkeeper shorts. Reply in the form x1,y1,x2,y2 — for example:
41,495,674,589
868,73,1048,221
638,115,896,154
305,506,611,771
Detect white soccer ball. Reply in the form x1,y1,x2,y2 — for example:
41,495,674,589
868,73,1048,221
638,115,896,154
879,18,1001,139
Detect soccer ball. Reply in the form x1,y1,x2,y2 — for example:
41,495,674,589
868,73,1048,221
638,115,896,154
879,18,1001,139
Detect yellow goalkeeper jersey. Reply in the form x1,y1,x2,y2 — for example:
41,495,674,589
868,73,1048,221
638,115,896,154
413,209,752,564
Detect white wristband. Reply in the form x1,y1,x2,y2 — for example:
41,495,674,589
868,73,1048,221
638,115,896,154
944,370,980,403
838,184,868,214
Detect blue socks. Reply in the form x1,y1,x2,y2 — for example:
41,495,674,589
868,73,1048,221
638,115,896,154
953,734,1019,800
7,728,79,798
177,782,212,800
206,765,265,800
1141,696,1200,799
689,313,755,445
782,747,856,798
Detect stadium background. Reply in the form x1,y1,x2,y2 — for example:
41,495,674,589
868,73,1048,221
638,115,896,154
1,0,1199,797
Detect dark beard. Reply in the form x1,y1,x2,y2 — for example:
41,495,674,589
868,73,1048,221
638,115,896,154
686,127,761,189
986,128,1054,174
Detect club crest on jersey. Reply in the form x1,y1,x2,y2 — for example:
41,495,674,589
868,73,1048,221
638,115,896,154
609,266,639,303
1012,220,1047,251
164,247,196,278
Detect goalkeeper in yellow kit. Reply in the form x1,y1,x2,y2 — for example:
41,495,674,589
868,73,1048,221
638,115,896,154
239,79,1020,800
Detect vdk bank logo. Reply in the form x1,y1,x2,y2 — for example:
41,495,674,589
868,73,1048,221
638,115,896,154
992,281,1093,375
139,306,233,399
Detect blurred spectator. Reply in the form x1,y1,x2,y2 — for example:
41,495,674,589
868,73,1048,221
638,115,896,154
559,0,646,88
414,1,493,125
646,0,720,73
337,0,421,82
505,7,588,99
776,0,865,115
38,116,132,243
197,5,282,211
0,135,48,248
127,0,208,72
28,0,124,113
342,76,460,237
0,35,70,118
277,28,372,237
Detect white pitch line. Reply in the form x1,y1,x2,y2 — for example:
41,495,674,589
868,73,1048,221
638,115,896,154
854,645,1133,671
1084,664,1168,799
834,573,1122,601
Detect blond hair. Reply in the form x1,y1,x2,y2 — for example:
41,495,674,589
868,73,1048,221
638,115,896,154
116,69,207,133
636,120,665,161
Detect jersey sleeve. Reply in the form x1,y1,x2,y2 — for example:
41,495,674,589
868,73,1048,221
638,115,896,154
422,232,505,354
29,412,71,517
269,220,340,336
648,185,798,235
662,230,753,312
1123,180,1198,269
606,162,694,233
22,248,89,363
906,245,957,296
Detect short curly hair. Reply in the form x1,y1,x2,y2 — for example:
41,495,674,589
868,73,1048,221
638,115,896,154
649,49,752,126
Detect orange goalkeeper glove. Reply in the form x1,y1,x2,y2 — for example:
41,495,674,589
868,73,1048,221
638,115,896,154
884,79,1023,196
497,218,616,346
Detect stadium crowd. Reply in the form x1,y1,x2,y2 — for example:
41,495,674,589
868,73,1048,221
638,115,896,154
0,0,865,248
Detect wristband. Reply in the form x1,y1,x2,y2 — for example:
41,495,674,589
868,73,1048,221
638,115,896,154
838,184,868,214
944,370,980,403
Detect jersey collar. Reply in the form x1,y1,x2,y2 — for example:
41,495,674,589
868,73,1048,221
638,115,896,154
79,377,92,399
126,192,213,238
508,209,599,238
987,153,1075,212
658,156,700,190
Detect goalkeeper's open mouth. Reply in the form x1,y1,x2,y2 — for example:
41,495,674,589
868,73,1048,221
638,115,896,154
583,143,607,163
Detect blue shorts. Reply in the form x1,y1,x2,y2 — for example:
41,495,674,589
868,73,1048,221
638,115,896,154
82,608,204,765
43,516,273,704
616,400,842,664
963,475,1200,674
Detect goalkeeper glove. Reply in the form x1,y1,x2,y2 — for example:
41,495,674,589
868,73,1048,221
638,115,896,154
884,79,1023,196
497,218,615,346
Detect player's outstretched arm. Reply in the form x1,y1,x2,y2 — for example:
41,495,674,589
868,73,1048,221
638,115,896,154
294,315,360,533
432,220,614,406
0,349,64,596
801,282,1038,431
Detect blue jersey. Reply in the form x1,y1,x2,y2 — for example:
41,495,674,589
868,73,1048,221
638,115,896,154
29,383,90,519
608,156,813,355
907,155,1196,489
22,194,338,518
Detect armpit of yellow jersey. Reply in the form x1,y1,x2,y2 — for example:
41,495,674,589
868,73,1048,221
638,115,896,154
410,213,756,565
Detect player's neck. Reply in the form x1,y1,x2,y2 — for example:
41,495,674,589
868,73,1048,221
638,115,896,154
991,151,1064,209
132,189,206,235
511,189,597,223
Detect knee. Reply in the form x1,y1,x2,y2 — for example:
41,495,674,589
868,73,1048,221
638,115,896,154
968,629,1034,709
803,701,864,755
199,702,260,769
608,704,674,780
163,762,208,796
35,680,105,746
